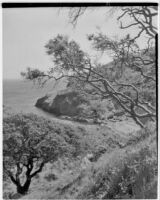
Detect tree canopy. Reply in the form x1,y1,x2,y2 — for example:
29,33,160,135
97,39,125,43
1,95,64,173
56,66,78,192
21,5,157,128
3,114,71,194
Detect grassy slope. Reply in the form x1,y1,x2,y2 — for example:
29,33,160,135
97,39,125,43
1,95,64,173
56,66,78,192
4,115,156,199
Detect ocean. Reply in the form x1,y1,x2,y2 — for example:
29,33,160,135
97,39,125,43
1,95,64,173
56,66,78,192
3,79,64,119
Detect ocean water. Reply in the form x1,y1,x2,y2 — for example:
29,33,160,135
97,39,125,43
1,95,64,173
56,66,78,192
3,79,63,119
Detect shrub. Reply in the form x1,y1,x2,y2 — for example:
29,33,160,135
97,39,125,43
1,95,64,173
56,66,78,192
77,127,157,199
44,173,58,182
104,146,157,199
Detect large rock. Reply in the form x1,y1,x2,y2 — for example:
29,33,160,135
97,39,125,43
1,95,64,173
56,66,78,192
35,89,87,116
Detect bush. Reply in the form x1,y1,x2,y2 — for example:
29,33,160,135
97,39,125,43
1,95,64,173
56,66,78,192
44,173,58,182
104,146,157,199
77,127,157,199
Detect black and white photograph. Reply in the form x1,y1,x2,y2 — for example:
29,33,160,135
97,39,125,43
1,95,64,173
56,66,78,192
2,2,158,199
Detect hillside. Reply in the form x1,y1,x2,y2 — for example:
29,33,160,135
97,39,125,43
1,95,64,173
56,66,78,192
34,45,156,128
3,4,157,200
3,114,157,199
3,48,157,199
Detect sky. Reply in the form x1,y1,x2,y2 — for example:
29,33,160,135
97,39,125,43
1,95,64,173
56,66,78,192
3,7,155,80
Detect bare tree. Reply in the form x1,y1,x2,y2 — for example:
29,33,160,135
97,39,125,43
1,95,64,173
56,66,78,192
117,6,157,40
68,6,157,40
68,7,87,27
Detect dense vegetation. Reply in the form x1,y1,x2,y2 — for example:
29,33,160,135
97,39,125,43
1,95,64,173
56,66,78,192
4,5,157,199
76,125,157,199
3,113,157,199
22,6,157,128
3,114,86,194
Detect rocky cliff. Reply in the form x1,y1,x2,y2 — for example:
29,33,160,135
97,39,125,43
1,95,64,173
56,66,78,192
35,89,88,116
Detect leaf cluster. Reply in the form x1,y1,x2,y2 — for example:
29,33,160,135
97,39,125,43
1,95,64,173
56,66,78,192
3,114,73,176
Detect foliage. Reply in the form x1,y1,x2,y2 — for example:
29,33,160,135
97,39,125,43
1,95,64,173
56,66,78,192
104,147,157,199
21,5,157,127
3,114,75,194
3,113,157,198
45,35,86,72
22,32,156,127
76,99,114,121
19,23,157,200
44,173,58,182
77,126,157,199
89,100,114,120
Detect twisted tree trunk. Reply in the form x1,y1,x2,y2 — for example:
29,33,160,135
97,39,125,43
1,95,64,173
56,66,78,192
16,177,31,195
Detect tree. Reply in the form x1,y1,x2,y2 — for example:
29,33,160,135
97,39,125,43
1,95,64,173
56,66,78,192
21,5,157,128
68,6,157,41
3,114,69,194
117,6,157,40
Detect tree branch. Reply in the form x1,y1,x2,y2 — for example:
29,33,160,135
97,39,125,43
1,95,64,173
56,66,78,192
31,162,45,178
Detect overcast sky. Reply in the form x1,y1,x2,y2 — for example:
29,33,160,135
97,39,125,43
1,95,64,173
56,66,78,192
3,7,154,80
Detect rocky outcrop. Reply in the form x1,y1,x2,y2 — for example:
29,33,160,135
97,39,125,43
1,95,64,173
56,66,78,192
35,89,88,116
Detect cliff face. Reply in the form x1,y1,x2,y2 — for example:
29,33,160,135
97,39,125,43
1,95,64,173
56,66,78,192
35,89,87,116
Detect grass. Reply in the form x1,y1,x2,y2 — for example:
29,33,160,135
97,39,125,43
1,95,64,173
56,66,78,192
76,125,157,199
3,114,157,199
44,173,58,182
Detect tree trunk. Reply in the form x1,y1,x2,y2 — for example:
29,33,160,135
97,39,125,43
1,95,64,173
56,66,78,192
16,178,31,195
9,161,45,195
